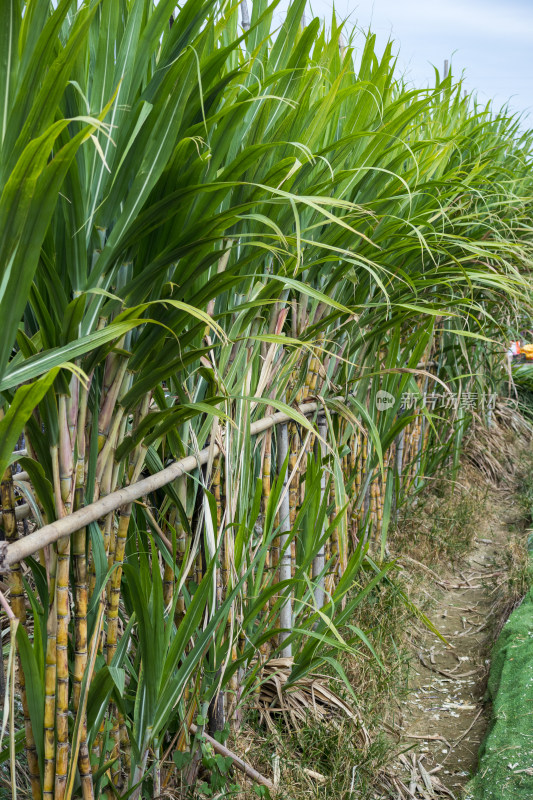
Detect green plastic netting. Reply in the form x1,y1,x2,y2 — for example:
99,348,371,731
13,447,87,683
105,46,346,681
466,581,533,799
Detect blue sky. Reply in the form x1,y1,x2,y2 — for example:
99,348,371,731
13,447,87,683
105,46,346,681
273,0,533,121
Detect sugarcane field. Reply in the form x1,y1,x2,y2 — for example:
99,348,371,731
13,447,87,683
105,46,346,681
2,1,533,798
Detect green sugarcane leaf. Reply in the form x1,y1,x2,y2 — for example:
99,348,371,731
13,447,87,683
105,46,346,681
0,320,146,391
60,294,87,345
0,0,20,147
87,521,109,619
346,625,384,668
108,666,126,698
16,626,44,775
87,664,115,740
15,457,55,523
0,369,59,480
0,730,24,764
22,578,45,684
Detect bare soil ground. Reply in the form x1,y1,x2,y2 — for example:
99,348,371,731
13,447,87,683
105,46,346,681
393,485,526,798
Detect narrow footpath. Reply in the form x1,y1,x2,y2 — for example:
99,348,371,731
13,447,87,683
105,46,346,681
394,486,526,798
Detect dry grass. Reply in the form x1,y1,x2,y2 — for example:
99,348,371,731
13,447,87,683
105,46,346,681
463,398,532,485
391,469,487,568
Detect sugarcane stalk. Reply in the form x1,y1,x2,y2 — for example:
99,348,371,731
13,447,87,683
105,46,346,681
361,436,369,526
106,454,147,783
288,375,304,578
415,375,429,488
240,0,250,31
277,423,292,657
43,570,57,800
89,364,130,592
395,426,405,504
213,457,223,607
195,549,203,587
105,504,131,787
351,431,361,545
174,478,188,624
55,395,74,800
105,505,130,666
120,713,130,777
107,411,129,571
64,602,104,800
260,429,272,658
97,360,128,454
327,484,338,574
0,465,42,799
312,416,327,609
159,508,179,608
106,417,150,786
44,445,63,800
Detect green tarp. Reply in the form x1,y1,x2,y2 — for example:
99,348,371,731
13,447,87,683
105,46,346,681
466,585,533,799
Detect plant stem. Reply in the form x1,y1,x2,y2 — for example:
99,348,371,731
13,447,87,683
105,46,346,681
0,466,41,799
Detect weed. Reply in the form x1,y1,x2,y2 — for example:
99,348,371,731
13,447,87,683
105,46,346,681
392,471,488,566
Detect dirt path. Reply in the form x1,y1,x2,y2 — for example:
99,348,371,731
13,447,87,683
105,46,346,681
395,490,522,798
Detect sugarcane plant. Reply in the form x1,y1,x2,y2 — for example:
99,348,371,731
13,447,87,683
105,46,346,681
0,1,533,798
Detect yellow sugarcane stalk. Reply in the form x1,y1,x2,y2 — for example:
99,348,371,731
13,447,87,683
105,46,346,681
72,409,94,800
360,435,368,526
168,475,188,625
175,518,187,623
350,431,361,546
55,396,74,800
43,593,57,800
163,556,175,609
0,466,42,799
64,602,105,800
119,713,130,777
105,507,130,661
106,504,131,787
162,505,178,609
106,436,148,787
74,534,95,797
44,445,64,800
54,537,70,800
195,550,203,586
